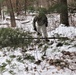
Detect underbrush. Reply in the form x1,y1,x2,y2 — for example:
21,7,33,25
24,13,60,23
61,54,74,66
0,28,33,48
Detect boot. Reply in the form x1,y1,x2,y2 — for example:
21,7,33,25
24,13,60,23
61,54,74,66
45,38,49,42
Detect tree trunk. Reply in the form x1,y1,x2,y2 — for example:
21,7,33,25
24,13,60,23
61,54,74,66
6,0,16,27
24,0,27,15
35,0,39,10
16,0,19,16
46,0,50,9
60,0,69,26
0,3,1,15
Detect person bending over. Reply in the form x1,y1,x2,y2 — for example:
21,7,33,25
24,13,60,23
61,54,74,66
33,12,49,42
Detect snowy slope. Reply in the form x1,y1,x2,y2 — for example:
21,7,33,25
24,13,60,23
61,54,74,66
0,14,76,75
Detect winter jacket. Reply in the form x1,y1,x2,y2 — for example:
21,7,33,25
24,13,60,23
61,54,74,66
33,13,48,30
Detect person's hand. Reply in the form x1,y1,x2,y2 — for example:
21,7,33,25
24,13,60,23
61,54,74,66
45,23,48,27
34,27,37,31
37,32,42,36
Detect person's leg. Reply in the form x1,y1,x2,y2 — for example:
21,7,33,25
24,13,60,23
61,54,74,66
36,26,42,42
41,25,49,41
37,26,42,36
41,25,47,38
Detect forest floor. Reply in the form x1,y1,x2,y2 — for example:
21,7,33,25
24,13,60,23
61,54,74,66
0,13,76,75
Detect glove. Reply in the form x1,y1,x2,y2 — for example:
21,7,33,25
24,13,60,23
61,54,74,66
37,32,42,36
34,27,37,31
45,23,48,27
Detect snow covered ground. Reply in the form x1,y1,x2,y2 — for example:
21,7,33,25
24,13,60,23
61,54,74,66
0,14,76,75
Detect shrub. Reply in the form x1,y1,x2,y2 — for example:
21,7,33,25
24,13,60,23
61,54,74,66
0,28,33,48
38,7,47,14
27,6,35,13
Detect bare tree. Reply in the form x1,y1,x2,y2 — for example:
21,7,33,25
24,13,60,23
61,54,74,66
24,0,27,15
60,0,69,26
6,0,16,27
0,3,1,15
46,0,50,8
16,0,20,16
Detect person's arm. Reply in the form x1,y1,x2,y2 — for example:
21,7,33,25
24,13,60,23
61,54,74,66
45,16,48,27
33,16,37,31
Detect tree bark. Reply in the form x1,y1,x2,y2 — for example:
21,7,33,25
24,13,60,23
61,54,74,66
46,0,50,8
24,0,27,15
60,0,69,26
6,0,16,27
0,3,1,15
16,0,20,16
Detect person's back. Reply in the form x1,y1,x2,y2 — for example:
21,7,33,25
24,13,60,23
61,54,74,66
33,13,48,27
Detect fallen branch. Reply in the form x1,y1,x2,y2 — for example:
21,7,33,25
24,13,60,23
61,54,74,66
21,20,31,24
21,37,69,40
0,23,9,25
